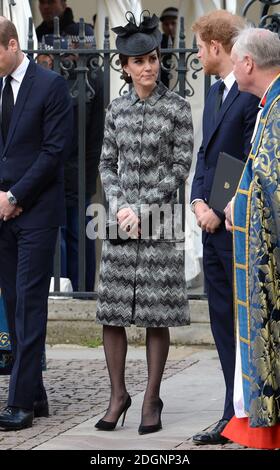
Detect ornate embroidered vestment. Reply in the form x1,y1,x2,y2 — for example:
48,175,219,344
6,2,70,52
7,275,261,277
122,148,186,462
233,74,280,427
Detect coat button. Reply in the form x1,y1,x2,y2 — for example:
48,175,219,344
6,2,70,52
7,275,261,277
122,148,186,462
2,157,6,162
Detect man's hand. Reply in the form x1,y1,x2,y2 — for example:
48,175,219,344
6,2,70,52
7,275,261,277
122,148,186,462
0,191,23,221
193,200,209,219
224,201,233,232
4,206,23,221
197,207,222,233
194,201,221,233
117,207,140,238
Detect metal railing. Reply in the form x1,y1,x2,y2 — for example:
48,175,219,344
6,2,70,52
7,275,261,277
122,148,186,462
242,0,280,33
22,15,205,299
16,1,280,299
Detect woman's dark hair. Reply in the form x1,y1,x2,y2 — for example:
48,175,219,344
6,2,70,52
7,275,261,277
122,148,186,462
119,48,160,83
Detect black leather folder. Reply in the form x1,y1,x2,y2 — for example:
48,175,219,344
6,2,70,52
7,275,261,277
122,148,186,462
209,152,245,213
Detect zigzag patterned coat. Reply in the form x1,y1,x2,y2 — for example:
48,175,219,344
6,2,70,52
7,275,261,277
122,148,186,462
96,82,193,327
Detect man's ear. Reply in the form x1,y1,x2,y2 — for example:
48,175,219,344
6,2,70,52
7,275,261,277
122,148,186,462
210,39,220,55
8,38,18,53
244,55,254,74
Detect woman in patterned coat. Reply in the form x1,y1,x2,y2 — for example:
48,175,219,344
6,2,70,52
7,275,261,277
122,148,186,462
95,12,193,434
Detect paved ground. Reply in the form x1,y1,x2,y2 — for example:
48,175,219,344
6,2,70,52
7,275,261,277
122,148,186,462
0,345,248,450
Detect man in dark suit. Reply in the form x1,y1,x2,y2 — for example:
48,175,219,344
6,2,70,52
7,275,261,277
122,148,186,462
60,27,104,293
0,17,72,430
37,29,104,293
36,0,74,42
36,0,94,43
190,10,259,444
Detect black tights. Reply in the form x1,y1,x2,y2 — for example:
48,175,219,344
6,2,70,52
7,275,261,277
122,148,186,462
101,325,170,426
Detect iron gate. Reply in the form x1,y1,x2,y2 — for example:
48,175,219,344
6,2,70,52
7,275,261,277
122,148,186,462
18,0,280,299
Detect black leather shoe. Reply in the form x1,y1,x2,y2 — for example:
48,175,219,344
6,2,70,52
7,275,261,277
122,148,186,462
34,399,49,418
192,419,229,445
0,407,33,431
95,395,131,431
138,398,163,435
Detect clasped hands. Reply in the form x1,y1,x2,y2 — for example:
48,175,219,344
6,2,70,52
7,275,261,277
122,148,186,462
194,200,233,233
117,207,140,239
0,191,22,221
194,201,221,233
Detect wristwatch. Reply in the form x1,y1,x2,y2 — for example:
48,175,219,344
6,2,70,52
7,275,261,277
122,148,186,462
7,191,17,206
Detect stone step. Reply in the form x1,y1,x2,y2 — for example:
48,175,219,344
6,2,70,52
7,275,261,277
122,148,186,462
46,299,214,346
48,299,210,322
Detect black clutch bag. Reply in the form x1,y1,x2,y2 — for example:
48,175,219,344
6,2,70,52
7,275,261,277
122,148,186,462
209,152,245,213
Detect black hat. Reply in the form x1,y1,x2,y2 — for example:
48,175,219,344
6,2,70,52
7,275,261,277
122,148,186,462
112,11,161,56
160,7,178,22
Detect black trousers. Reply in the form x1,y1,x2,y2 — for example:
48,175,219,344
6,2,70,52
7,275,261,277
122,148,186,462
203,235,235,421
0,220,58,409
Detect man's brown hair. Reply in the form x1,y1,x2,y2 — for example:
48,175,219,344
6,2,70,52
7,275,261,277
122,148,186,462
192,10,246,53
0,17,19,48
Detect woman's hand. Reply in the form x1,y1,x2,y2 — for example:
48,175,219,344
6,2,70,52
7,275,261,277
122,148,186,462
224,201,233,232
117,207,140,238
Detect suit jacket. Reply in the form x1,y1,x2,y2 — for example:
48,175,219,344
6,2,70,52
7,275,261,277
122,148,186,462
0,59,73,228
191,80,259,249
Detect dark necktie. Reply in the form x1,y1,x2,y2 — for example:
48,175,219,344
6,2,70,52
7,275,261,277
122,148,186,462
214,80,226,121
1,75,14,144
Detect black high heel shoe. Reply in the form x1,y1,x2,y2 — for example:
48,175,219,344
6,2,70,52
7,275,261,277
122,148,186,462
138,398,163,435
95,395,131,431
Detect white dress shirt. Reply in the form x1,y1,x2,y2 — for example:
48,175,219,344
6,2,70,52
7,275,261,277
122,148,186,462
1,54,30,105
222,71,235,103
1,54,30,202
191,71,236,209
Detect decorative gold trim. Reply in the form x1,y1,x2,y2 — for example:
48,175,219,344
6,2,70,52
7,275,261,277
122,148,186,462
232,78,280,415
233,226,246,233
242,373,252,382
237,299,247,307
232,194,238,345
237,189,250,196
240,336,250,345
235,263,246,270
0,332,10,347
245,181,253,355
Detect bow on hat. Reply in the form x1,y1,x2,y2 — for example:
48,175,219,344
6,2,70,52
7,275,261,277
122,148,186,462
112,10,159,38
